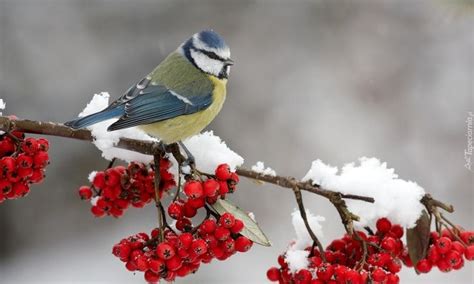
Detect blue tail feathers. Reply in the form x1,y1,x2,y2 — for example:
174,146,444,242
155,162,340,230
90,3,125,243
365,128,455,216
64,107,124,129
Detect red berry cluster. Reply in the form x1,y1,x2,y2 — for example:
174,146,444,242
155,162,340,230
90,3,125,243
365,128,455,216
403,229,474,274
267,218,405,284
78,159,175,217
112,212,252,282
0,130,49,202
167,164,239,229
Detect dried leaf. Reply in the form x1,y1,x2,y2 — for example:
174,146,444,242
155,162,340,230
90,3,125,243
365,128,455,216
406,210,431,267
212,199,271,247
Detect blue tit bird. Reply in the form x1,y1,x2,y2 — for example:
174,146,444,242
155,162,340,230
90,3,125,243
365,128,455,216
65,30,233,150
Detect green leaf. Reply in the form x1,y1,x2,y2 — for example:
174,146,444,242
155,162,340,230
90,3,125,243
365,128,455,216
211,199,271,247
406,210,431,267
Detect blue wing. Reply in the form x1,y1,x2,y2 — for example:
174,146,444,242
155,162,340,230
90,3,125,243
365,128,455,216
107,85,212,131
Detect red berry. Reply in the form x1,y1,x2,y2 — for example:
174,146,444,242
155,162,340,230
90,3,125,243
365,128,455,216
371,267,387,282
344,269,361,284
464,245,474,260
21,138,38,154
0,180,12,195
451,241,466,254
148,258,165,273
191,239,208,255
13,182,29,196
266,267,281,282
203,179,220,197
91,206,105,217
219,212,236,228
230,219,244,234
446,250,462,267
186,197,205,209
415,259,432,273
183,180,203,199
316,263,334,281
182,202,197,218
435,237,452,254
92,171,106,188
33,151,49,168
214,227,230,241
328,239,346,252
30,169,44,183
381,237,397,252
222,238,235,253
390,224,404,238
0,157,16,175
376,218,392,234
78,186,93,200
167,202,184,220
427,245,440,263
177,233,193,249
387,259,402,273
460,231,474,245
386,273,400,284
215,164,232,180
144,270,160,283
166,255,183,271
16,154,33,169
176,218,192,232
37,138,49,151
437,258,452,272
295,269,312,283
156,242,175,260
200,219,217,234
235,236,253,252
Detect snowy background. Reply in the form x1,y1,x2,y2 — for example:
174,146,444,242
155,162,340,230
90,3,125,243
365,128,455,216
0,0,473,283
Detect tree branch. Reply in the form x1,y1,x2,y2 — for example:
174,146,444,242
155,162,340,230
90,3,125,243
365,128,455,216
0,116,374,204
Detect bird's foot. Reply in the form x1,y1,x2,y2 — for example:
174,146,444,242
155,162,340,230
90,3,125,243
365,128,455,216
178,141,196,173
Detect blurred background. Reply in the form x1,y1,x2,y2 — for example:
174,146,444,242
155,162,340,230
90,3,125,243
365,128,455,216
0,0,473,283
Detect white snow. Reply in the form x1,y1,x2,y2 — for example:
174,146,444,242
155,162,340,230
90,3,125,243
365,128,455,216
180,131,244,173
79,92,158,163
90,196,99,206
248,212,256,222
0,99,5,116
0,99,5,133
284,209,325,273
251,161,276,176
88,171,97,183
181,165,191,175
291,210,325,250
285,249,309,273
302,157,426,228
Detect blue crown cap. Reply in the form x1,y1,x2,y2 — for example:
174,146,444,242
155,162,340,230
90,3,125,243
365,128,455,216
198,30,227,50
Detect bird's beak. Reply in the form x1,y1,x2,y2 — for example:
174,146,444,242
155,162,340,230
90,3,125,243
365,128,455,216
225,58,234,66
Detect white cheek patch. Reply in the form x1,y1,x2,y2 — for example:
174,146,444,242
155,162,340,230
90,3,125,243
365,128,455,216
192,35,231,60
190,49,224,77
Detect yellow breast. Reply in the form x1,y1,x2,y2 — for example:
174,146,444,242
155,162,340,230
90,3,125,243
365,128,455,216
139,76,227,143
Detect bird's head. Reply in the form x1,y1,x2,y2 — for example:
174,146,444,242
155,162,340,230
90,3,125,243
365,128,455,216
180,30,233,79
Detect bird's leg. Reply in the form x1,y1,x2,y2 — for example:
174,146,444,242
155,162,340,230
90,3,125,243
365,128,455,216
178,141,195,169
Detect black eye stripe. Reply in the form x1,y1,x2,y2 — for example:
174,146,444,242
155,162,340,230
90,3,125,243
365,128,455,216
195,48,226,62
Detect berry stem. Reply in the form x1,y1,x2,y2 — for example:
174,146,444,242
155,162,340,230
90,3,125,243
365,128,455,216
153,152,164,243
292,186,326,262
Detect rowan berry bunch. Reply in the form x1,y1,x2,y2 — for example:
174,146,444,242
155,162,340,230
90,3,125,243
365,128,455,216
167,163,239,229
0,128,50,202
403,228,474,274
77,159,175,217
112,212,253,282
267,218,405,284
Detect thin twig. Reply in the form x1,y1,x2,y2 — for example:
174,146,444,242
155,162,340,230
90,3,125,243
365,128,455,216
292,186,326,261
153,152,164,243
